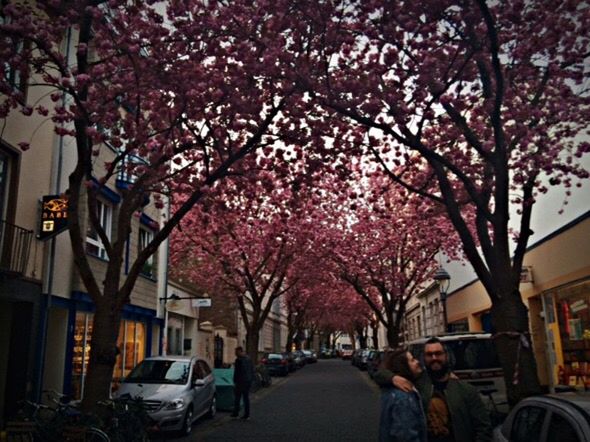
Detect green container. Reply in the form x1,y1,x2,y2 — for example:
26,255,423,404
213,367,239,411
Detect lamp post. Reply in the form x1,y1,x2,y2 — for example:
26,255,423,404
433,267,451,333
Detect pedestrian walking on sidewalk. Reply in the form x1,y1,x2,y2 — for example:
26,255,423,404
231,346,255,420
379,349,427,442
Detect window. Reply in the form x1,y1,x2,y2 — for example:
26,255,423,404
113,320,146,381
0,150,9,221
138,227,154,277
0,2,27,94
86,200,112,259
71,312,93,400
547,412,579,442
510,406,546,442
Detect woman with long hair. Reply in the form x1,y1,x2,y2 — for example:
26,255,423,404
379,349,427,442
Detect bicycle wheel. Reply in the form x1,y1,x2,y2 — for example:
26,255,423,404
6,420,36,442
85,427,110,442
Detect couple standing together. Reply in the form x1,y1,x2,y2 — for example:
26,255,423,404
375,337,492,442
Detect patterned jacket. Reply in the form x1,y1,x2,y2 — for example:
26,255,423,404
379,387,427,442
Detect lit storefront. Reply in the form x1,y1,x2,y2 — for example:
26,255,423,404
65,292,159,400
543,279,590,389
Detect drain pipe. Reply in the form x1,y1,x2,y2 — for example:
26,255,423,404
35,26,72,402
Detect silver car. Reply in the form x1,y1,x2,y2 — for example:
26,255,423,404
115,356,216,436
494,392,590,442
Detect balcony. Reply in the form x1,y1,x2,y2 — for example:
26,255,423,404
0,220,33,276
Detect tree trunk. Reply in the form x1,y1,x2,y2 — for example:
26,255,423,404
386,325,400,349
490,289,542,406
245,328,260,365
371,324,379,349
80,300,121,411
355,324,368,348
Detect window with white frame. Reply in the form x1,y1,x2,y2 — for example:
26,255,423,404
86,199,112,259
138,227,154,277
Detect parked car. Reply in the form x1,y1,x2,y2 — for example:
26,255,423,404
493,392,590,441
260,353,290,376
114,356,216,436
357,349,372,370
408,332,506,410
351,348,364,367
301,349,317,364
367,350,385,379
292,350,306,368
282,352,297,372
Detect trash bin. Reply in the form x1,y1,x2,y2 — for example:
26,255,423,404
213,367,239,411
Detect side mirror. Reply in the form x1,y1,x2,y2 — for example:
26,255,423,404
194,378,206,387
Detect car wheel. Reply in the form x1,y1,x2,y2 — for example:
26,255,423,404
206,396,217,419
182,406,194,436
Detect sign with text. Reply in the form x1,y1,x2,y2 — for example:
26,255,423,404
38,194,69,241
192,298,212,308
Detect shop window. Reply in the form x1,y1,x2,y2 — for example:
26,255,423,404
71,312,93,400
114,320,146,383
555,284,590,388
138,227,155,277
86,199,112,259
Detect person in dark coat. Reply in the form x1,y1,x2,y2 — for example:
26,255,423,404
379,349,427,442
231,346,255,420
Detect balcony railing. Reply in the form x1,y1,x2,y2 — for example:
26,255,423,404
0,220,33,275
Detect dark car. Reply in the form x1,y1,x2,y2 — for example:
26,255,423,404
292,350,306,368
282,352,297,372
493,392,590,442
367,350,385,379
358,349,373,370
301,349,317,364
351,348,364,367
260,353,290,377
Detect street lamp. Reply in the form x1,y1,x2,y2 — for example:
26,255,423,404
433,267,451,333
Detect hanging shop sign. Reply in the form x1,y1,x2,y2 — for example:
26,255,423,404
38,194,69,240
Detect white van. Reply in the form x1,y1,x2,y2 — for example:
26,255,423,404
407,333,507,411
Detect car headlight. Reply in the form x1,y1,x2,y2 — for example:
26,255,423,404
165,399,185,410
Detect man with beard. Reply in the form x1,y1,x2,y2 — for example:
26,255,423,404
374,338,491,442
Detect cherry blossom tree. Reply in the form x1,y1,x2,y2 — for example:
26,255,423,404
320,174,462,348
0,0,313,408
170,174,321,363
287,0,590,403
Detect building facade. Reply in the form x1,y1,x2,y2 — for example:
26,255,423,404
443,211,590,390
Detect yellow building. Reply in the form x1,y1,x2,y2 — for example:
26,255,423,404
446,211,590,390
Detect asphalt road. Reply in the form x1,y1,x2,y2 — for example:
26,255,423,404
167,358,381,442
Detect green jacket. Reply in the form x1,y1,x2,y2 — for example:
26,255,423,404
374,369,492,442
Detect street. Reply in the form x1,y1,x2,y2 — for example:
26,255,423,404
158,359,380,442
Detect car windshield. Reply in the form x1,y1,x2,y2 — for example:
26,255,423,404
411,339,501,370
267,353,283,359
124,360,191,384
341,344,353,350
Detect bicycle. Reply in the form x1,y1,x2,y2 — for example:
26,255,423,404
6,390,110,442
97,394,156,442
254,364,272,389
